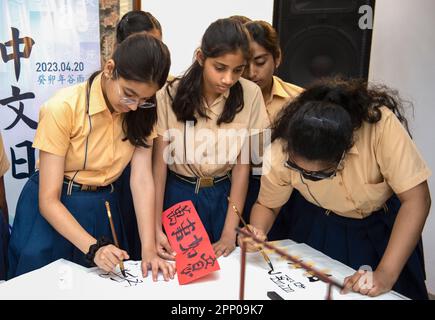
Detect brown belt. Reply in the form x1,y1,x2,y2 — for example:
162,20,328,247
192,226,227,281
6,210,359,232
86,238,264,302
63,177,114,195
169,171,231,194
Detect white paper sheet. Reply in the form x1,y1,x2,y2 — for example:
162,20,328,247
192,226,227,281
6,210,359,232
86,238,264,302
0,239,407,300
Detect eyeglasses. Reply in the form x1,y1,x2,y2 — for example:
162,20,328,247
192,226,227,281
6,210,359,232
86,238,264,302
284,152,345,182
114,71,156,109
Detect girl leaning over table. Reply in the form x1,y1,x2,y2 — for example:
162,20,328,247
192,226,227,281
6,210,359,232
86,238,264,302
8,34,175,281
244,78,431,300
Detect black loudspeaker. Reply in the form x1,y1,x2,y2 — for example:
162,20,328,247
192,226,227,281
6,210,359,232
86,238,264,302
273,0,375,87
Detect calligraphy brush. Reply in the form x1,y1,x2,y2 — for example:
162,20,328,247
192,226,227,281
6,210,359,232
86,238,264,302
105,201,127,277
227,197,275,272
236,227,345,298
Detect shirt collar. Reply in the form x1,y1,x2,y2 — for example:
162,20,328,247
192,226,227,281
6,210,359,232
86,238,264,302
348,144,359,155
88,73,111,116
270,76,291,99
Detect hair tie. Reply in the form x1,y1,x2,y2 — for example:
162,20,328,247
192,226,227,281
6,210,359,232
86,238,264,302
305,116,339,129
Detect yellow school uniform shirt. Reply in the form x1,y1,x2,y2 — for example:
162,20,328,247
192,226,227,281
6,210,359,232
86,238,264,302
0,133,10,177
258,107,431,219
156,77,270,177
266,76,304,123
33,73,155,186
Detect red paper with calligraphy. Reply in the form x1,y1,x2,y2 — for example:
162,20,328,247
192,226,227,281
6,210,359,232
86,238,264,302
162,200,220,284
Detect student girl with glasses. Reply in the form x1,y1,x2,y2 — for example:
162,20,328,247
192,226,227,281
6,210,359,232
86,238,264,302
8,34,175,281
113,10,174,261
242,78,431,300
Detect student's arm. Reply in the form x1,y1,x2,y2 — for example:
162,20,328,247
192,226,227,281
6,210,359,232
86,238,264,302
343,109,432,297
131,142,175,281
343,181,431,296
0,176,8,225
238,202,282,251
238,139,289,251
213,156,250,258
152,86,176,261
152,135,176,261
38,151,128,271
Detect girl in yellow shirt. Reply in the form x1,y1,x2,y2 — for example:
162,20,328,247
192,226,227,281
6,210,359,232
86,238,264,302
245,78,431,299
8,34,175,281
114,10,164,261
154,19,269,259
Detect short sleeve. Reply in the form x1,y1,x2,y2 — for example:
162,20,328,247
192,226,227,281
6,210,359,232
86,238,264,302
376,108,431,194
155,84,171,137
33,100,73,157
257,141,294,209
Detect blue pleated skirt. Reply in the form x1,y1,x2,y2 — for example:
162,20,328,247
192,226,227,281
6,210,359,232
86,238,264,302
0,209,9,280
114,163,142,260
164,171,231,243
7,172,128,279
279,190,428,300
242,175,261,224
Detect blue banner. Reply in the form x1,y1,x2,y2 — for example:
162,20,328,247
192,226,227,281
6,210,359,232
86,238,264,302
0,0,101,222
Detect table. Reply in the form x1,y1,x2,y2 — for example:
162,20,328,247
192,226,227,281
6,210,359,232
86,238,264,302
0,239,407,300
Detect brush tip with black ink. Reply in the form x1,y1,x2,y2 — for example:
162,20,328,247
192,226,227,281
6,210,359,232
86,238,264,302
121,268,127,278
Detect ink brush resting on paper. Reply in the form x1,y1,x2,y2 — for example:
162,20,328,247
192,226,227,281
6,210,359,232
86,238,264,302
105,201,127,277
227,197,275,272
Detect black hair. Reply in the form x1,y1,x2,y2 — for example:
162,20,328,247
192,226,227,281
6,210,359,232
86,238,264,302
112,33,170,148
272,77,411,163
245,20,281,61
168,18,251,125
116,10,162,44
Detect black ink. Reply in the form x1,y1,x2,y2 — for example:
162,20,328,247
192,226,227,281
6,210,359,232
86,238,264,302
10,140,35,179
0,86,36,130
269,273,306,294
98,269,143,287
268,269,281,275
171,218,196,242
167,204,191,226
199,253,217,269
180,253,217,278
179,234,203,258
0,27,35,81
